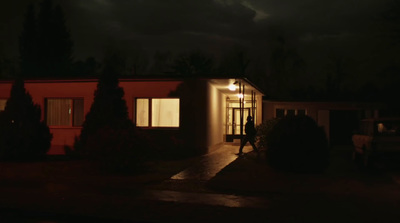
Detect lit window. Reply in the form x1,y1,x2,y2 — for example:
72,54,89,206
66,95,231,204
135,98,180,127
0,99,6,111
275,109,307,118
136,98,149,127
46,98,84,126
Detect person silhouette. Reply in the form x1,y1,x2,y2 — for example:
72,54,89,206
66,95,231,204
237,115,259,155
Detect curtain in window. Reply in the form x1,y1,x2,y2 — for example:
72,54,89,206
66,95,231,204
46,99,72,126
152,99,179,127
136,99,149,127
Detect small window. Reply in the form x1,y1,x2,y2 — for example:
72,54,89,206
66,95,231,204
135,98,180,128
276,109,285,118
136,98,149,127
286,109,295,116
46,98,84,126
0,99,6,111
297,109,306,116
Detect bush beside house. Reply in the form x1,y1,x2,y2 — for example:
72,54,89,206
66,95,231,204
263,115,329,173
0,79,52,161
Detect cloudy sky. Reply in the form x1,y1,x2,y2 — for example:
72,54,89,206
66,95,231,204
1,0,398,86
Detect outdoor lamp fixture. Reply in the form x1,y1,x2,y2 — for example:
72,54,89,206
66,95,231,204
228,81,238,91
237,93,244,99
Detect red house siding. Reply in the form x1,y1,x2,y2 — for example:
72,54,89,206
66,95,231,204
0,79,183,154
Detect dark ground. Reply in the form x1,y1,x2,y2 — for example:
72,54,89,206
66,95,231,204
0,145,400,222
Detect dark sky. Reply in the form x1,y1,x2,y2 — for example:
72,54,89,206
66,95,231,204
0,0,398,88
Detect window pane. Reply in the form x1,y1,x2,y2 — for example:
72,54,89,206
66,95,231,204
136,98,149,127
46,99,72,126
0,99,6,111
73,99,84,126
276,109,284,118
152,98,179,127
297,109,306,116
286,109,295,116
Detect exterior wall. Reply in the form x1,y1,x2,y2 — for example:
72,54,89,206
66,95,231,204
205,82,225,153
0,80,183,155
0,78,262,156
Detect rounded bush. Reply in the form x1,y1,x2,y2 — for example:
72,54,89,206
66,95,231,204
265,115,329,173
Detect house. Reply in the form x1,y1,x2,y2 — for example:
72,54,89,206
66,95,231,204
263,100,384,145
0,77,264,155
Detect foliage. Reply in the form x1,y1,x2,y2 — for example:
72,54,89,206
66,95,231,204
73,51,148,172
218,45,249,77
172,50,215,76
19,0,73,77
0,79,52,160
265,115,329,173
256,118,280,150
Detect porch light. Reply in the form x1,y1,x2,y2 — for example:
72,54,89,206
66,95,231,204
228,84,237,91
237,93,244,99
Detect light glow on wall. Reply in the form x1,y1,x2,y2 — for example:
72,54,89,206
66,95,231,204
237,93,244,99
228,84,237,91
0,99,6,111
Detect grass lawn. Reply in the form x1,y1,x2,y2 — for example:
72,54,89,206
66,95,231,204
0,155,198,190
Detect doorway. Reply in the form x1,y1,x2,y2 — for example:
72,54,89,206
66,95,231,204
232,108,250,135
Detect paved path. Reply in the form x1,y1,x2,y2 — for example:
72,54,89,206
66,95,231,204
171,144,253,180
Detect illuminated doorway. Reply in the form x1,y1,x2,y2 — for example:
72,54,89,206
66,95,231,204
233,108,250,135
226,99,256,142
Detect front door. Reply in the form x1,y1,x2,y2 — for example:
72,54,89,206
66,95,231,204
233,108,250,135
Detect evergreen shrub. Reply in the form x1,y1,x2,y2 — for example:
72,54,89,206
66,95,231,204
265,115,329,173
0,79,52,160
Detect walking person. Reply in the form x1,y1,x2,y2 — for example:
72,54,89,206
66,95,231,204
237,115,259,156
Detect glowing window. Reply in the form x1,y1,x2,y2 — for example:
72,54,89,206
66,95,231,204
135,98,180,128
0,99,6,111
152,99,180,127
136,98,149,127
46,98,84,126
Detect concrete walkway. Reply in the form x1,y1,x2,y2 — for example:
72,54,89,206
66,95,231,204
149,144,271,209
171,144,254,181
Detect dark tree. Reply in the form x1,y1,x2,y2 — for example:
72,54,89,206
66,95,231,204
150,50,174,75
72,57,100,77
75,51,131,151
218,46,250,77
267,37,307,100
19,0,73,78
73,51,147,172
19,3,38,77
172,50,215,76
0,79,52,160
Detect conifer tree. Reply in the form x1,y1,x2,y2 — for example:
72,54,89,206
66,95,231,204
0,79,52,160
73,51,147,172
19,0,73,77
74,51,133,153
19,3,38,77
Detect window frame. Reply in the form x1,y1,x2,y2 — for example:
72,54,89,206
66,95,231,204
275,108,307,118
45,98,84,128
135,97,180,129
